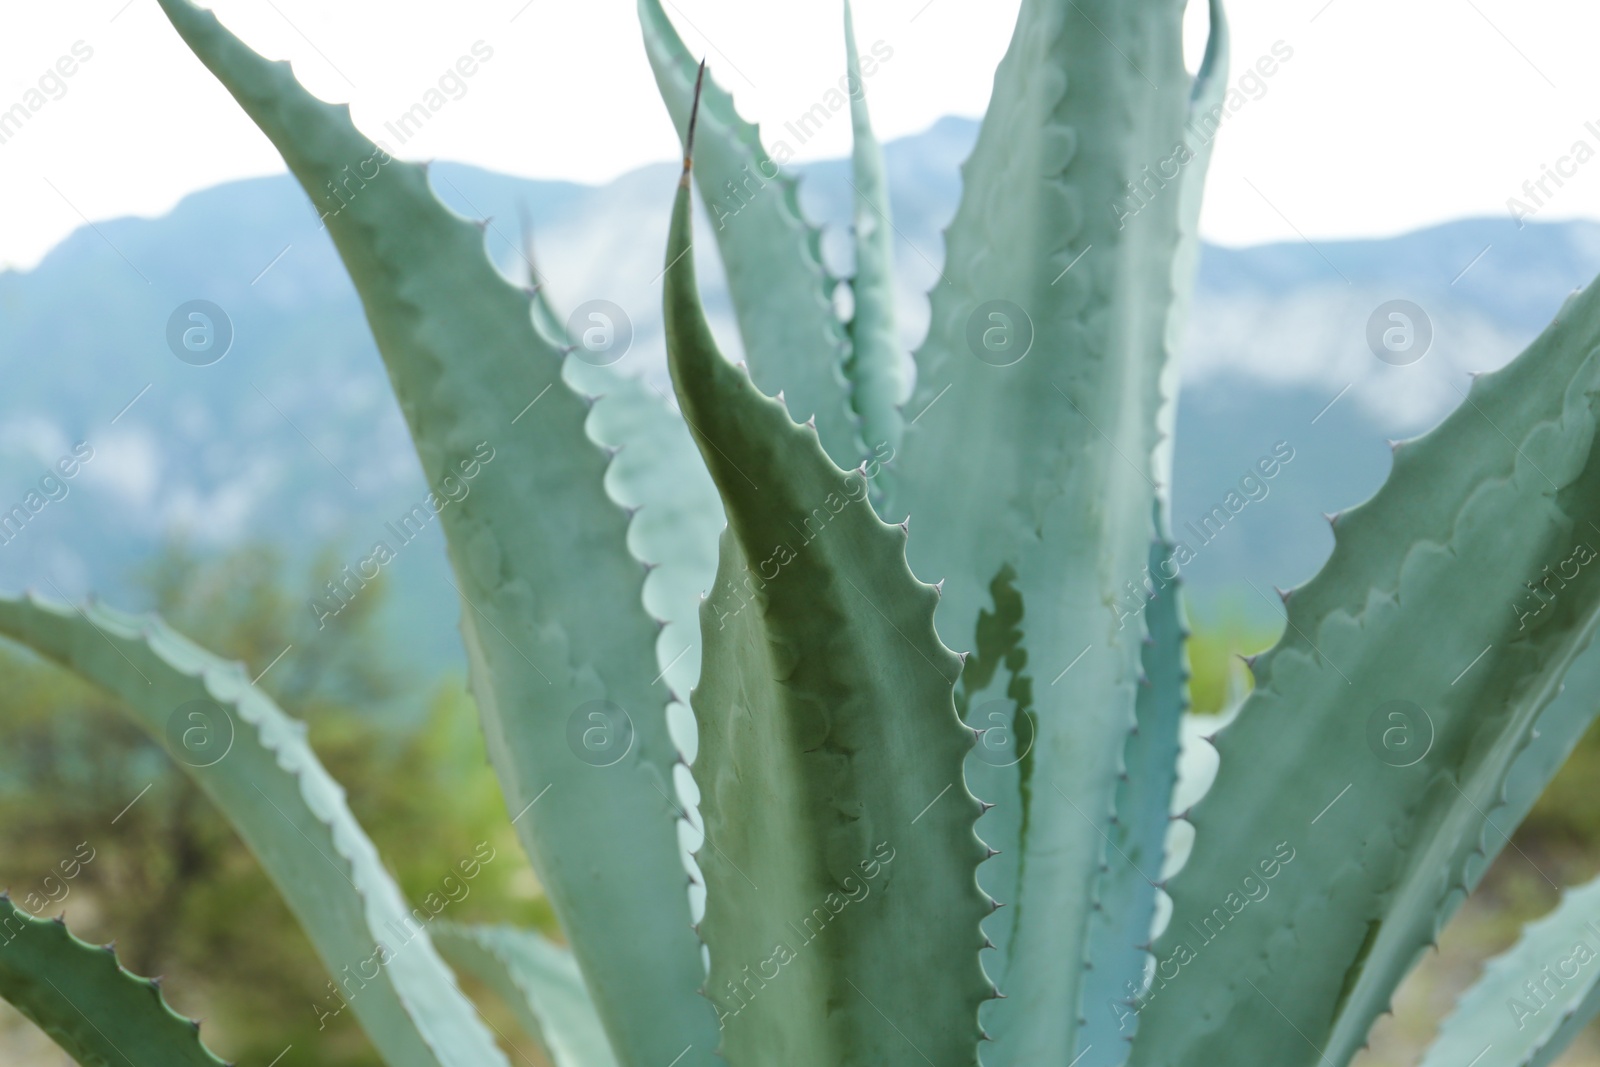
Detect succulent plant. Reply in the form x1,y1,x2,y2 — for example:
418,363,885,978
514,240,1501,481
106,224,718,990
6,1,1600,1066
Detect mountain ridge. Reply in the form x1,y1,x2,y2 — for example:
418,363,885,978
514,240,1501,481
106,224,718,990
3,114,1596,673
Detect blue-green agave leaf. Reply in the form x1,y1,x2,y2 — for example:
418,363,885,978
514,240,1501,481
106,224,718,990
841,0,907,471
516,205,568,346
1152,0,1227,498
638,0,862,470
881,2,1197,1062
563,360,725,704
434,923,619,1067
0,895,227,1067
1078,5,1226,1057
1079,522,1192,1059
0,593,504,1067
152,4,717,1064
1130,280,1600,1067
1407,635,1600,1067
664,95,992,1067
1421,873,1600,1067
1473,639,1600,887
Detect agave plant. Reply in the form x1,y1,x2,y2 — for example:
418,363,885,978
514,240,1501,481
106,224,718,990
5,0,1600,1065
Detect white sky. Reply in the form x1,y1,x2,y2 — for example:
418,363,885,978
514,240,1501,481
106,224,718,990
0,0,1598,269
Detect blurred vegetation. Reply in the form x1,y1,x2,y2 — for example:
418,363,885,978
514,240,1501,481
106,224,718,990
3,551,1600,1065
1185,607,1274,716
0,542,553,1066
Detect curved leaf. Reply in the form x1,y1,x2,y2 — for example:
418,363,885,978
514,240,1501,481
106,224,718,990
841,0,907,468
516,204,568,346
880,1,1197,1062
1081,5,1227,1055
1409,640,1600,1067
561,359,726,922
564,361,725,704
1129,280,1600,1067
665,97,991,1067
0,896,227,1067
1078,520,1191,1059
0,592,503,1067
1475,638,1600,885
434,923,618,1067
638,0,862,469
1421,873,1600,1067
152,4,717,1064
1153,0,1228,495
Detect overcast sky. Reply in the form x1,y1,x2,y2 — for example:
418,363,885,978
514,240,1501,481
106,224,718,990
1,0,1598,269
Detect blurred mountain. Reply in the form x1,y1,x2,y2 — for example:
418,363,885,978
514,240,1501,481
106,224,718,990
3,114,1599,669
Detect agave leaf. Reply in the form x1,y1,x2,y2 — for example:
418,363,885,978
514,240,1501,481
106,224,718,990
664,92,991,1066
516,206,569,346
1129,279,1600,1067
948,563,1030,1057
1406,629,1600,1067
841,0,907,472
1152,0,1227,498
880,2,1195,1061
1078,522,1192,1058
0,593,504,1067
1420,873,1600,1067
0,896,228,1067
1077,5,1228,1053
1473,638,1600,886
637,0,862,469
525,243,723,696
565,358,726,902
564,361,725,703
152,4,717,1064
433,923,619,1067
533,237,725,712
